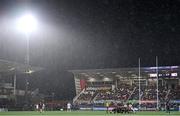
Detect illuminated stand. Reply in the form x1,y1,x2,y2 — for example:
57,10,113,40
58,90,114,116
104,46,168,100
70,65,180,111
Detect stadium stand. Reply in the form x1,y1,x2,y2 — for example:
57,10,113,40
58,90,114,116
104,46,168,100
168,85,180,100
70,66,180,111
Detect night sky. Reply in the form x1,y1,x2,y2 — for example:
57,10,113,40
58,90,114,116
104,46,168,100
0,0,180,100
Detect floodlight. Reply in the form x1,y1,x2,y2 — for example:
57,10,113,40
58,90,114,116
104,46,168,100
25,69,34,74
16,14,37,34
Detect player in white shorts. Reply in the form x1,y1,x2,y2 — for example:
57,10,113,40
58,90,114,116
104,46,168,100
67,102,71,112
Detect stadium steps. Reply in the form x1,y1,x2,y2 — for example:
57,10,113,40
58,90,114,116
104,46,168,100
128,87,137,100
165,89,171,100
91,91,98,102
73,88,85,103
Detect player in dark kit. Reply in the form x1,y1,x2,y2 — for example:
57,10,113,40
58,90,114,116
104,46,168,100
166,100,170,114
39,102,43,113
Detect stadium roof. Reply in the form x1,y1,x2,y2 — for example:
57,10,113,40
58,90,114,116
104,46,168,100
69,66,179,74
0,59,43,74
69,66,180,79
70,68,142,79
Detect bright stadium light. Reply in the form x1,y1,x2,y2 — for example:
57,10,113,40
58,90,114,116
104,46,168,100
25,69,34,74
15,13,38,107
16,13,37,34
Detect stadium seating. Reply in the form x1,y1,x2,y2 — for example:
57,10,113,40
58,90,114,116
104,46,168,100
76,90,95,102
74,84,180,110
95,87,133,101
168,86,180,100
130,86,168,101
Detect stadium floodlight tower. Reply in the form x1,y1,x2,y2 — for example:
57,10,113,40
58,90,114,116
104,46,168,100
16,13,37,66
16,13,38,106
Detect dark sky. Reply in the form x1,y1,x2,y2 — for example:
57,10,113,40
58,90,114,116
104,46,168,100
0,0,180,100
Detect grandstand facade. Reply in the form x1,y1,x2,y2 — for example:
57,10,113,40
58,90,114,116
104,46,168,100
70,66,180,110
0,59,43,110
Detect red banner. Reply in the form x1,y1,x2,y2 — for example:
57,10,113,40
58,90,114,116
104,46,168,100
80,79,86,90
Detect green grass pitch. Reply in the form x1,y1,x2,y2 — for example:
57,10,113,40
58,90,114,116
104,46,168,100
0,111,180,116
